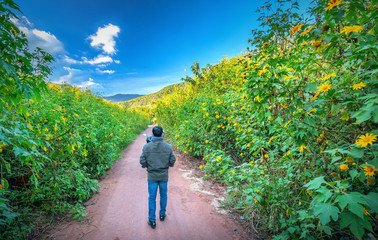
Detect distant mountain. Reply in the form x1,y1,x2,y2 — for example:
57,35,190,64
121,82,186,108
103,94,144,103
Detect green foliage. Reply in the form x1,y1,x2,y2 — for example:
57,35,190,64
0,1,150,238
121,82,186,109
155,0,377,238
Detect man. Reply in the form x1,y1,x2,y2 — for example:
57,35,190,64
140,126,176,229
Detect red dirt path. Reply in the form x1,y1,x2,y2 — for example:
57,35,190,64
49,126,251,240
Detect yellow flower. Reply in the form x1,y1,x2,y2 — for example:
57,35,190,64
346,157,354,163
339,164,348,171
199,165,203,169
367,178,374,185
26,112,31,117
341,25,364,34
313,40,322,47
254,198,258,203
306,108,317,115
331,172,336,176
240,153,243,156
255,95,262,102
247,143,251,147
352,82,367,90
300,145,306,152
291,23,303,35
264,154,269,158
355,133,377,148
216,115,219,119
74,113,79,117
321,73,336,81
325,0,342,11
258,68,268,76
205,140,209,144
205,113,209,116
268,136,274,143
363,166,376,177
216,156,221,162
318,82,332,92
364,208,372,217
301,26,315,36
284,120,291,128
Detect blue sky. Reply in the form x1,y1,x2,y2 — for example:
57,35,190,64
15,0,308,96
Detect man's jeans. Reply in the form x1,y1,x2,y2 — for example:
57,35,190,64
148,179,168,222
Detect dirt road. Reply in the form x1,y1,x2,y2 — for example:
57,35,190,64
50,126,250,240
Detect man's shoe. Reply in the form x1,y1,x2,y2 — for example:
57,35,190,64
159,215,166,221
148,220,156,229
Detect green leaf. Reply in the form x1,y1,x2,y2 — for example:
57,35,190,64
304,82,317,92
304,176,327,190
335,192,367,219
349,148,364,159
349,169,358,180
363,192,378,213
314,202,340,225
315,186,333,203
372,105,378,123
351,110,372,124
350,220,364,240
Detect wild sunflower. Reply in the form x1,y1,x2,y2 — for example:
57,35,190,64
340,164,348,171
352,82,367,90
355,133,377,148
291,23,303,35
341,25,364,34
325,0,342,11
363,166,376,177
318,82,332,92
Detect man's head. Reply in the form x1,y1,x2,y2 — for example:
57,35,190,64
152,126,164,137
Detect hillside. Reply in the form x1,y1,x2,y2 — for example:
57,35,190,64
103,94,144,103
121,82,186,108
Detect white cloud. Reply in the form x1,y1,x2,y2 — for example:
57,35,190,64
88,23,120,55
77,78,100,88
82,55,113,65
53,67,102,90
114,60,121,64
96,68,115,74
62,54,114,66
21,16,33,27
11,16,64,55
53,66,76,84
63,55,80,64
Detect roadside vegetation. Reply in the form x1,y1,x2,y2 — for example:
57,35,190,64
154,0,377,239
121,82,185,111
0,1,149,238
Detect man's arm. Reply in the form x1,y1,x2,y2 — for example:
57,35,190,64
169,148,176,167
140,146,147,168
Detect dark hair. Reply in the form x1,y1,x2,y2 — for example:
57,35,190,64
152,126,163,137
